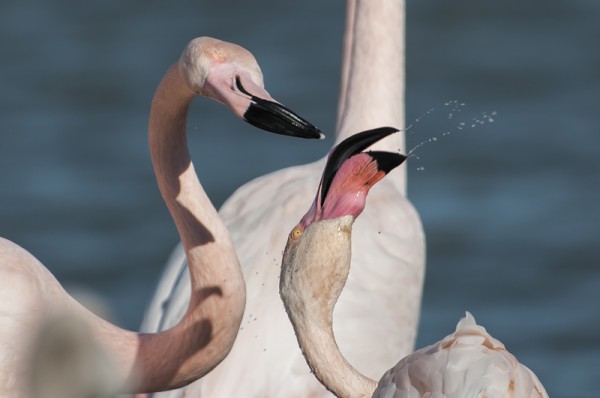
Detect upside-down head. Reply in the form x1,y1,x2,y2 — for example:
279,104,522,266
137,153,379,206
280,127,407,363
288,127,406,242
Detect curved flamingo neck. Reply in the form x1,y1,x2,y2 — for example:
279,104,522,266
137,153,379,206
336,0,406,193
288,305,377,398
115,63,246,392
280,218,377,398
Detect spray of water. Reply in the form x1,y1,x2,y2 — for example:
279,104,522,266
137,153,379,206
403,100,497,171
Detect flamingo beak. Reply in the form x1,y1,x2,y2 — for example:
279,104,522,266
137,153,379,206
318,127,406,205
298,127,407,228
202,67,324,139
243,96,324,139
235,77,324,140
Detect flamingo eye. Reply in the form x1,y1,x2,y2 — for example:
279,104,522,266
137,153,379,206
290,226,303,240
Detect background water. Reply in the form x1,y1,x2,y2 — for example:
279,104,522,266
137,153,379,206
0,1,598,396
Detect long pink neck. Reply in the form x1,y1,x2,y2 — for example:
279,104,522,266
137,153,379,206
91,64,245,393
336,0,406,193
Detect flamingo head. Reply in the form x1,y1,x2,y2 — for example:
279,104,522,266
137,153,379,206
179,37,323,139
280,128,406,333
288,127,406,241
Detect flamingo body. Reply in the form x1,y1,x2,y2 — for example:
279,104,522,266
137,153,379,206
0,238,75,396
374,313,548,398
28,314,120,398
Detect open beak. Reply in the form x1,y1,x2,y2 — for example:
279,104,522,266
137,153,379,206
297,127,407,229
318,127,406,205
236,77,324,140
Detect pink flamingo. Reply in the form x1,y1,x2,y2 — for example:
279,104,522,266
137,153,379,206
0,36,321,397
140,1,425,396
279,128,549,398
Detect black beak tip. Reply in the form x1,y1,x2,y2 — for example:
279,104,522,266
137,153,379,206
315,130,326,140
368,151,407,174
243,100,324,140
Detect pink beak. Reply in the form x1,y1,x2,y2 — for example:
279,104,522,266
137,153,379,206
203,67,324,140
299,127,407,229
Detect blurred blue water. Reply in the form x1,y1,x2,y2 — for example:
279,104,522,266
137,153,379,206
0,1,598,396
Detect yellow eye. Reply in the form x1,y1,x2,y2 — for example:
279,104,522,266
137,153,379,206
290,226,303,240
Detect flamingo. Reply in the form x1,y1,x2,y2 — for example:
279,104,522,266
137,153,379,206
142,0,425,397
279,129,549,398
140,0,425,396
0,36,321,397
